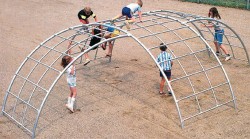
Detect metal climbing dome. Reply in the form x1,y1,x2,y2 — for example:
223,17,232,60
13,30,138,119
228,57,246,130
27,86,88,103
2,10,249,138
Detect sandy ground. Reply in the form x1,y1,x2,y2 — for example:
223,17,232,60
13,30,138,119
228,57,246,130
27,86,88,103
1,0,250,138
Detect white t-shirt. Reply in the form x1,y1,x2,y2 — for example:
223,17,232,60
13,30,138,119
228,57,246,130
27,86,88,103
126,3,141,14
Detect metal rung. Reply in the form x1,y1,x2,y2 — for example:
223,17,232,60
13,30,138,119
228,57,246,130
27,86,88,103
177,82,229,102
172,48,208,61
171,64,221,83
199,29,238,38
205,39,242,48
41,44,66,55
7,91,39,111
2,111,33,134
149,35,199,50
15,74,48,92
131,20,176,31
27,57,60,73
157,48,208,65
182,99,235,122
138,26,189,39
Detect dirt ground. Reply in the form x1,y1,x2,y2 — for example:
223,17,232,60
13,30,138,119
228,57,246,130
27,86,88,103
1,0,250,138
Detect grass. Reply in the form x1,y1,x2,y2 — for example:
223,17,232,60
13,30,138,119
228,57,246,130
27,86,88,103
183,0,249,10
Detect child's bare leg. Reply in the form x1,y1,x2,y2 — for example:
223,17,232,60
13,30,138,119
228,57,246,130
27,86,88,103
214,41,220,52
107,41,113,55
220,44,229,55
84,53,89,59
112,14,123,21
160,77,166,93
70,87,77,98
127,17,136,24
80,19,89,24
167,77,172,92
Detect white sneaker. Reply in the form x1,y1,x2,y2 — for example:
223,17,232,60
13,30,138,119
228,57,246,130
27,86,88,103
84,59,91,66
124,20,130,30
66,104,74,112
225,55,231,61
67,97,75,113
66,97,71,106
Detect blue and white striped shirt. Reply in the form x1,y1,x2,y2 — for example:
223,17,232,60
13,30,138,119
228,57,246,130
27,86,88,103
157,51,172,71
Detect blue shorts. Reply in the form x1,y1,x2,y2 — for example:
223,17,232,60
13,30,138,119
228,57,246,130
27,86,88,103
122,7,132,18
160,70,171,79
214,29,224,46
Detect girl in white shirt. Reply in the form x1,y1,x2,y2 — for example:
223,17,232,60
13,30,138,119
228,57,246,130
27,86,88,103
61,55,77,112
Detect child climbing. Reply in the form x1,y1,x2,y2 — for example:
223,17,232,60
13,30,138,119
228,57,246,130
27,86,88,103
203,7,231,61
101,23,120,57
111,0,143,29
78,7,97,24
80,25,103,66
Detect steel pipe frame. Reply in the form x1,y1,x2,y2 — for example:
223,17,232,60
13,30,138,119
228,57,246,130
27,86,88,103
148,13,226,127
1,11,242,138
151,10,249,64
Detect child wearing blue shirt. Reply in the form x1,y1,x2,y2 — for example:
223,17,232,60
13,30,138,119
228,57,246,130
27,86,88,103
157,43,173,95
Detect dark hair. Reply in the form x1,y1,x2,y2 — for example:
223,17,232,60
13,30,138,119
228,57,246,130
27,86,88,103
61,55,72,68
159,43,167,51
208,7,221,19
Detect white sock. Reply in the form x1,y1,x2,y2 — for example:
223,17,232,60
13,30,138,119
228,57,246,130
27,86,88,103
71,97,75,108
67,97,71,105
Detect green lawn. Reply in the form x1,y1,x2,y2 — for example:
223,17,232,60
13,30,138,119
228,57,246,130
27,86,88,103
183,0,249,9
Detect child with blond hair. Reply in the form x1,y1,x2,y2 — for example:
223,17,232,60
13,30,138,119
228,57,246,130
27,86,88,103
112,0,143,29
78,7,97,24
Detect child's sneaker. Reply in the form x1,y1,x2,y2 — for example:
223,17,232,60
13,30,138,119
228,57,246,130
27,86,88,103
225,54,231,61
124,20,130,30
66,104,74,112
168,91,172,96
216,51,220,56
84,59,91,66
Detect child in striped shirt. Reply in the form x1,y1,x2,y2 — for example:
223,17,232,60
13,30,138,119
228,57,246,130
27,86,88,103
157,43,173,95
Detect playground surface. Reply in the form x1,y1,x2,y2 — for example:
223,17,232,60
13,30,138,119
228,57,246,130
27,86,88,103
1,0,250,138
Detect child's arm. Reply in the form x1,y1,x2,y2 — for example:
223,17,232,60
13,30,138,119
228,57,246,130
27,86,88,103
94,16,98,22
67,44,72,55
91,12,98,22
138,11,142,22
70,65,75,75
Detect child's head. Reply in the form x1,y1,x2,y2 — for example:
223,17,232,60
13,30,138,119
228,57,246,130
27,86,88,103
159,43,167,51
84,7,92,15
208,7,221,19
137,0,143,7
61,55,72,68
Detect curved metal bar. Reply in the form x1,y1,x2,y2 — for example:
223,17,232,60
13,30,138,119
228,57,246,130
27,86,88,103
2,11,241,138
149,13,221,127
133,20,184,128
31,31,130,138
